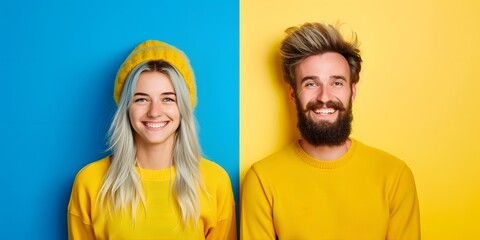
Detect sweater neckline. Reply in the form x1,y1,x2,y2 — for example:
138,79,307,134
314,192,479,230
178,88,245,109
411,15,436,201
134,166,176,181
294,138,357,169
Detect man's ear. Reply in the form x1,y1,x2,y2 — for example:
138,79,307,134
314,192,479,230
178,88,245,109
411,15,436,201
289,86,296,102
351,83,357,102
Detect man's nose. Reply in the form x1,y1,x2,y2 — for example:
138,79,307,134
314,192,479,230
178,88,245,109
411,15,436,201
316,84,330,103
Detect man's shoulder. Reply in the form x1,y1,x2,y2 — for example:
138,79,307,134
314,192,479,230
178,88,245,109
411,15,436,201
251,142,298,170
354,139,407,169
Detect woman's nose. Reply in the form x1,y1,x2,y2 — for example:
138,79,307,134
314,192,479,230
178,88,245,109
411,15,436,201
147,101,163,118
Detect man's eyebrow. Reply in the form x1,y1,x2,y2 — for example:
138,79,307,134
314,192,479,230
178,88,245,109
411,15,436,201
300,76,319,83
332,75,347,81
300,75,347,83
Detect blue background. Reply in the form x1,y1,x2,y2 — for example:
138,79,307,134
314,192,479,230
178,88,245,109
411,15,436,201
1,0,239,239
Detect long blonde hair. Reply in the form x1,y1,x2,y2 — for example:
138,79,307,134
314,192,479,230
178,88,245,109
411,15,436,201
98,61,202,226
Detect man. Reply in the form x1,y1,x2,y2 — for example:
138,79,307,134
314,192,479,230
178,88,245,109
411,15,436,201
241,22,420,240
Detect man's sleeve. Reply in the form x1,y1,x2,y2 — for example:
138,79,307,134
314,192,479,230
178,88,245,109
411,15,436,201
241,167,276,240
387,165,421,240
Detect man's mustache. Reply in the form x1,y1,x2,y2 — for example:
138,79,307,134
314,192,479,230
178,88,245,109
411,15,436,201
304,100,346,113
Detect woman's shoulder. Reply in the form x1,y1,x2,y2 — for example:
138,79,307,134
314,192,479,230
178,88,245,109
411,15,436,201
199,158,232,185
77,156,110,175
73,156,111,187
199,158,228,175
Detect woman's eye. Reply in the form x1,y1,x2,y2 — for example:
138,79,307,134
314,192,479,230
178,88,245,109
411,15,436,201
163,98,175,102
134,98,147,103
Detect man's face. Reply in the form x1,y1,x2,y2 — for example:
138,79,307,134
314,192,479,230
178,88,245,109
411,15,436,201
291,52,356,146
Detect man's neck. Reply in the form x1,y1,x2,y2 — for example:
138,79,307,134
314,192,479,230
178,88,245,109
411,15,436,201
299,138,351,161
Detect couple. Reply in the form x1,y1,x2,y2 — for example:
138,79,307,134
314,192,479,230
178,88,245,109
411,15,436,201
68,22,420,239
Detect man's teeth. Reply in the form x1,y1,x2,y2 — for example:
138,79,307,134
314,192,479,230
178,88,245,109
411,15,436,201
314,108,335,114
145,122,167,128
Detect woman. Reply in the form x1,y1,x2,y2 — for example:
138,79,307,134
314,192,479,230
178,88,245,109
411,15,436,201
68,40,236,239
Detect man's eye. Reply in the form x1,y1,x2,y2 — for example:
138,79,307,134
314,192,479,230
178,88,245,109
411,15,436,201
305,82,316,87
333,81,343,87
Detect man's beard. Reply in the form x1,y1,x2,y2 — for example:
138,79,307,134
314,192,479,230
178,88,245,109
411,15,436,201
295,97,353,146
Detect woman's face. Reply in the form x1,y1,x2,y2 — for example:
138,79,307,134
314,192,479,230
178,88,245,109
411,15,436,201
129,71,180,146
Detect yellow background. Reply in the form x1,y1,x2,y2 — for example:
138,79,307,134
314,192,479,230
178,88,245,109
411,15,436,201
240,0,480,239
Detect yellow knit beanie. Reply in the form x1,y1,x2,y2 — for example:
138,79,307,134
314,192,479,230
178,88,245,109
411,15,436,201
113,40,196,107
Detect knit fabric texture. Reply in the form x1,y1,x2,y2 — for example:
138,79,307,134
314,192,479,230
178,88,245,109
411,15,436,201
113,40,196,107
